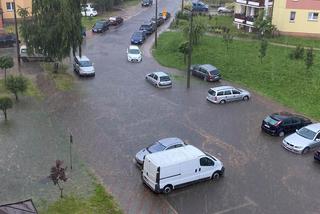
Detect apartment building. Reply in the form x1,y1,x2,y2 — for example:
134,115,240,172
272,0,320,37
0,0,32,20
234,0,273,32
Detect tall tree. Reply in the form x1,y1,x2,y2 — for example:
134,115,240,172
259,39,268,63
183,16,206,45
254,11,277,38
0,56,14,84
0,97,13,121
18,0,83,63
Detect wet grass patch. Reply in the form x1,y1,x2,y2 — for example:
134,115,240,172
153,31,320,119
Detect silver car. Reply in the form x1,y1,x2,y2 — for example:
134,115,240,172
135,138,186,165
145,71,172,88
206,86,250,104
282,123,320,154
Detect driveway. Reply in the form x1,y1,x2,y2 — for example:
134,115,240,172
2,0,319,213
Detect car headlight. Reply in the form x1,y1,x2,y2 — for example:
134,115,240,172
294,146,302,149
139,39,142,42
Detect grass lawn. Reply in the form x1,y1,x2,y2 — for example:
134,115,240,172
40,183,122,214
0,77,42,99
153,31,320,119
41,63,74,91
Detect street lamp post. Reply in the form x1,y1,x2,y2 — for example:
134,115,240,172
13,0,21,64
186,10,193,89
154,0,158,48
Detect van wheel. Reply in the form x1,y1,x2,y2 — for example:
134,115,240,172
219,100,226,104
163,185,173,194
278,131,285,137
212,171,220,180
243,96,249,101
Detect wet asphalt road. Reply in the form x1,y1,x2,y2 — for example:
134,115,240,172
44,1,320,213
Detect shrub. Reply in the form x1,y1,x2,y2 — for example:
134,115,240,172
289,45,304,60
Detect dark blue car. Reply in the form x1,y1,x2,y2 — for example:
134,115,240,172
131,31,146,45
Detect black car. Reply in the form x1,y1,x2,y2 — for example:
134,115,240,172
139,22,156,35
131,31,146,45
261,112,312,137
109,16,123,26
141,0,153,7
190,64,221,82
150,16,165,26
314,149,320,161
92,20,109,33
0,33,16,48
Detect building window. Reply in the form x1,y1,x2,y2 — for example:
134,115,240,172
6,2,14,11
290,11,296,22
308,12,319,21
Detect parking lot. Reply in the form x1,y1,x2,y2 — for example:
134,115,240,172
5,0,319,213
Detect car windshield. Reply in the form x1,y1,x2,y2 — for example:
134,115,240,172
297,127,316,140
80,60,92,67
128,49,140,54
133,32,142,39
147,142,166,153
264,116,279,125
209,69,219,75
140,25,150,29
95,22,104,28
208,89,215,96
160,76,170,81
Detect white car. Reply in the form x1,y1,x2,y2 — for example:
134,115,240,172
81,3,98,17
73,56,95,77
145,71,172,88
217,7,233,13
206,86,250,104
282,123,320,154
127,45,142,62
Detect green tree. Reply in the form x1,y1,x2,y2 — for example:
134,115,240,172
0,96,13,121
5,75,28,101
50,160,68,198
178,41,189,64
254,11,277,38
0,56,14,84
259,39,268,63
183,16,206,45
222,30,233,52
18,0,83,64
305,48,314,71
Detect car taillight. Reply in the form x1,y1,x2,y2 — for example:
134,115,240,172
275,121,282,127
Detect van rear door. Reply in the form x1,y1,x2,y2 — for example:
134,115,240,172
143,157,159,191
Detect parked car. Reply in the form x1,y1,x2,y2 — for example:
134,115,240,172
109,16,123,26
20,45,52,62
145,71,172,88
131,31,146,45
81,3,98,17
282,123,320,154
142,145,224,193
261,112,312,137
150,16,165,26
206,86,250,104
191,64,221,82
0,33,16,48
217,7,233,13
92,20,109,33
127,45,142,62
314,149,320,161
192,1,209,12
141,0,153,7
73,55,95,77
139,22,156,35
159,12,171,20
135,137,186,166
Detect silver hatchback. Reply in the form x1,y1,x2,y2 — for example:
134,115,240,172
206,86,250,104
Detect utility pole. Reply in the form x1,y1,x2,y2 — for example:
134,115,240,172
69,133,73,170
186,11,193,89
13,0,21,65
154,0,158,48
181,0,184,11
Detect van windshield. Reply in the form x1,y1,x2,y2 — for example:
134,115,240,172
147,142,165,153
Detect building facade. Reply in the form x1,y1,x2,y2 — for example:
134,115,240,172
272,0,320,37
234,0,273,32
0,0,32,20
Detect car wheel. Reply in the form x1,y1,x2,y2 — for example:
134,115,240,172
212,171,220,180
90,14,93,17
302,147,310,154
243,96,249,101
278,131,285,137
203,76,207,81
219,100,226,104
163,185,173,194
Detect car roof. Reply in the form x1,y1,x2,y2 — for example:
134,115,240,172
76,55,90,61
303,123,320,132
129,45,139,50
200,64,218,71
147,145,204,167
158,137,185,147
153,71,168,77
271,112,294,120
210,86,235,91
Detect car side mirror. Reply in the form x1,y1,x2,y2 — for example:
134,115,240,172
296,129,298,133
316,139,320,142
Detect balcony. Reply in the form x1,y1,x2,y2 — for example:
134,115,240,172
233,14,256,26
235,0,273,7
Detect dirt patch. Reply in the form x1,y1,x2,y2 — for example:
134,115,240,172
36,73,57,97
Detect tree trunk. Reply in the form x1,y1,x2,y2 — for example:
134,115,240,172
3,109,7,121
53,62,59,73
14,92,18,101
4,69,6,85
79,45,82,58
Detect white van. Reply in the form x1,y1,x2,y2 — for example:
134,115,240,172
142,145,224,193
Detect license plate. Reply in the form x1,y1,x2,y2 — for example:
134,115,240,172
264,124,270,128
